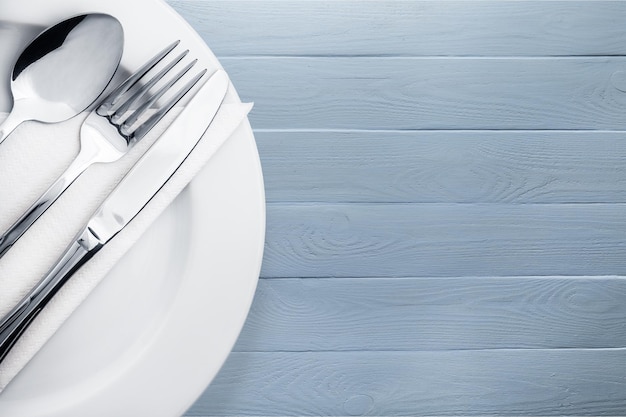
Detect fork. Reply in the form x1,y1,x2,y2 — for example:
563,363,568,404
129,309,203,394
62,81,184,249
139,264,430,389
0,40,206,258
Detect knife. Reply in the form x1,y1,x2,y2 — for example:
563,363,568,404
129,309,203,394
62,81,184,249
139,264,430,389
0,69,229,362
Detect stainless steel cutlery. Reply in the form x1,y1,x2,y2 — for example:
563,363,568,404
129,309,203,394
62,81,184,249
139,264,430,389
0,69,229,362
0,34,230,361
0,40,203,258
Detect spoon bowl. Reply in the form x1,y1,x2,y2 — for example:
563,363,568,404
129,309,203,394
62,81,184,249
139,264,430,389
0,14,124,144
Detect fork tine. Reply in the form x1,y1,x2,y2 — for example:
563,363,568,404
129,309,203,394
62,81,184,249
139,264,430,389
97,40,180,116
110,50,189,123
125,69,208,140
121,59,198,134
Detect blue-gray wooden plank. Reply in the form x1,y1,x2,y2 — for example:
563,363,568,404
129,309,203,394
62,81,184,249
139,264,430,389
232,277,626,352
166,1,626,57
190,350,626,416
263,203,626,278
257,131,626,203
221,57,626,130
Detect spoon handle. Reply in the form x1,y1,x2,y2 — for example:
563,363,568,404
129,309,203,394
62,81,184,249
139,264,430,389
0,151,93,258
0,111,24,146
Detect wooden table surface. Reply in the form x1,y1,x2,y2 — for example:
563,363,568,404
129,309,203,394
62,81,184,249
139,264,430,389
166,1,626,416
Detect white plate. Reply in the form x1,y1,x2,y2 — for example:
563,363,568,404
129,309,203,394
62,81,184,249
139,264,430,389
0,1,265,416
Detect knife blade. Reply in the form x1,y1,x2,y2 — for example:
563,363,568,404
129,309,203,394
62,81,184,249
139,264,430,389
0,69,229,362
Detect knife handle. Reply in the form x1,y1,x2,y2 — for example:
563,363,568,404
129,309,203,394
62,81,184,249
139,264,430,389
0,227,103,363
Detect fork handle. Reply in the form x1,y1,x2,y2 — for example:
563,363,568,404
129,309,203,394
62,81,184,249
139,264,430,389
0,151,93,259
0,227,102,363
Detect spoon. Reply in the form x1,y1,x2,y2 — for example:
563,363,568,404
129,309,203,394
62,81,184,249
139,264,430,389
0,14,124,145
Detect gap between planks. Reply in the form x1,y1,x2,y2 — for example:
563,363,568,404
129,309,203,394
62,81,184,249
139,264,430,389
252,128,626,133
256,275,626,280
218,55,626,59
230,348,626,353
264,202,626,207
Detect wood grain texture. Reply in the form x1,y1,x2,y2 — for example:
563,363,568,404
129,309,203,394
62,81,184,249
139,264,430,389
167,1,626,416
220,57,626,130
263,203,626,278
166,1,626,57
190,350,626,416
257,130,626,204
233,277,626,352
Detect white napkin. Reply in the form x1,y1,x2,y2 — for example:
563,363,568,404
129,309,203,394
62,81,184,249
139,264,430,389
0,94,252,390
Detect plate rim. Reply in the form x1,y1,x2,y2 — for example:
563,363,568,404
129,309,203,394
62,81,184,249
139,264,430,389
0,1,265,415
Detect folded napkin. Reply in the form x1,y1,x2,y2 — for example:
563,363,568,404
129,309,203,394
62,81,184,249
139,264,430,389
0,93,252,390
